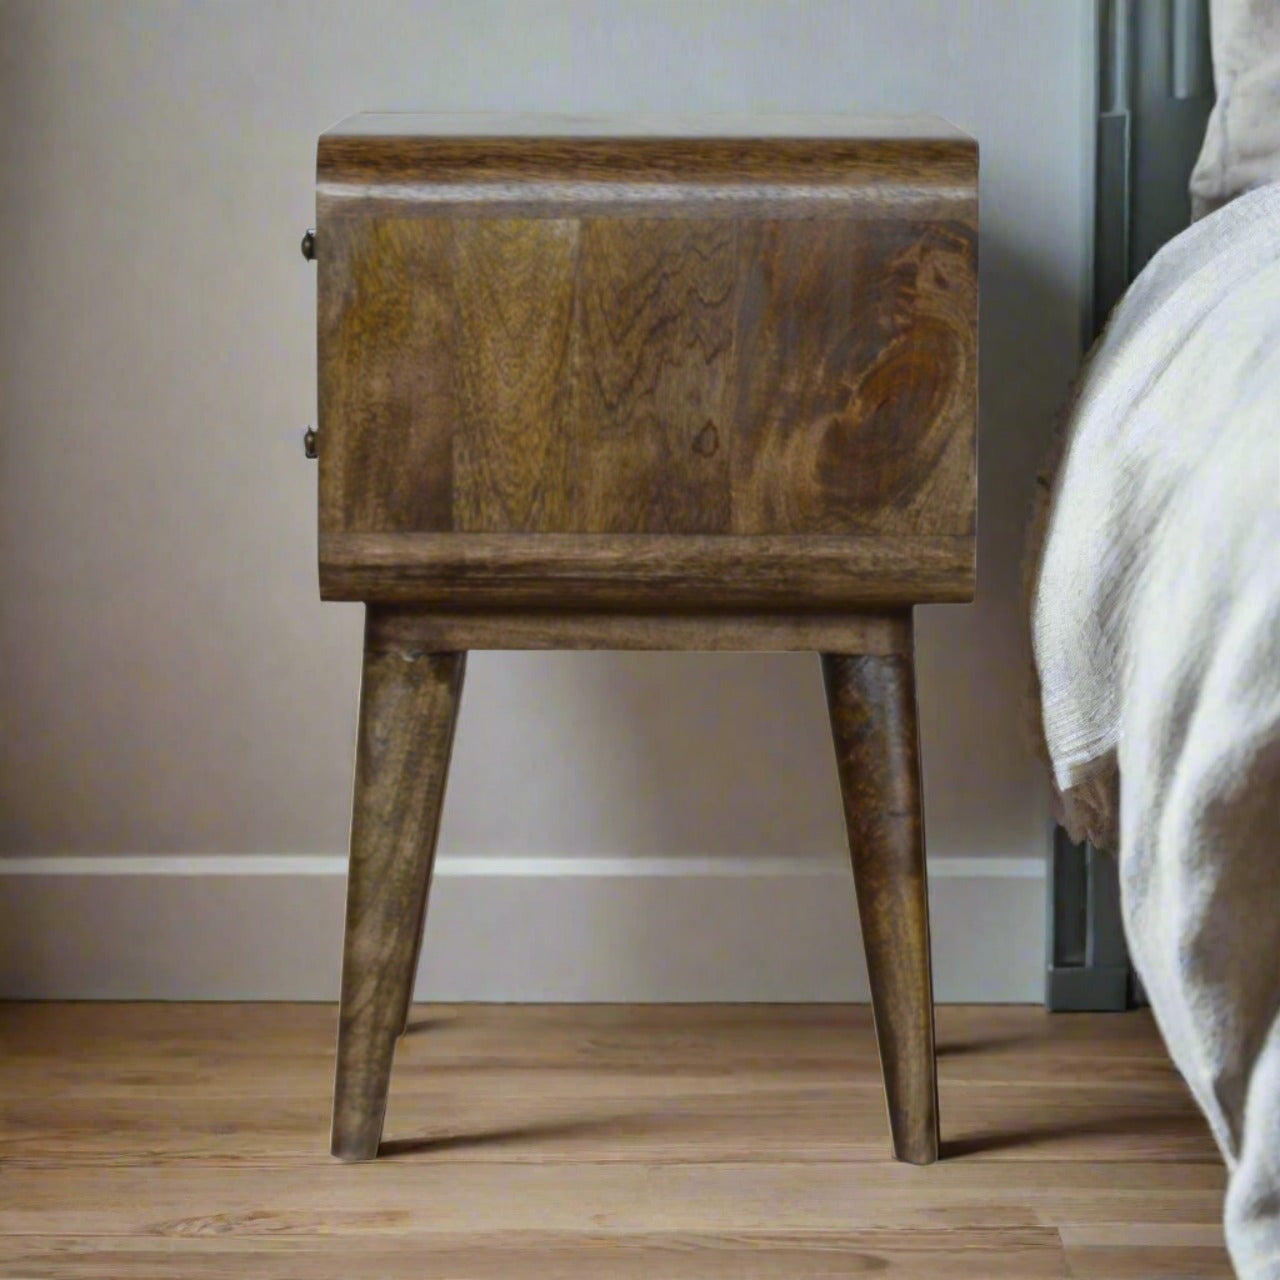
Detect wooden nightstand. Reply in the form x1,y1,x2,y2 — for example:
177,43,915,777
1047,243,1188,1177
308,113,978,1165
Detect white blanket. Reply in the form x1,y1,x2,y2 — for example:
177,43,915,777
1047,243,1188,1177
1031,182,1280,1278
1191,0,1280,220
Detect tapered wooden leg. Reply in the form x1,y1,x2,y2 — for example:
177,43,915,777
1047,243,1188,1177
822,624,939,1166
331,615,465,1161
397,853,434,1038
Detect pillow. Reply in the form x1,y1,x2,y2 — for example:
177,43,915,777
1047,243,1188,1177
1190,0,1280,219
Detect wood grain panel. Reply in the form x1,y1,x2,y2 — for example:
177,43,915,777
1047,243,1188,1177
363,606,913,654
731,220,976,535
572,220,737,532
313,118,979,610
318,532,975,609
318,219,455,533
450,220,579,532
317,126,979,223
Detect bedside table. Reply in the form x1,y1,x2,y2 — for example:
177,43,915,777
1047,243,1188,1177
307,112,978,1165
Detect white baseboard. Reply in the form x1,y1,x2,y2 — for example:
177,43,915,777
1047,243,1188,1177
0,855,1046,1002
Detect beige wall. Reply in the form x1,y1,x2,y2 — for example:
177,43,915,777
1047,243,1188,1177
0,5,1089,916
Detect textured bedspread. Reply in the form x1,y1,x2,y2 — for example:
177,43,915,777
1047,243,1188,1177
1031,182,1280,1277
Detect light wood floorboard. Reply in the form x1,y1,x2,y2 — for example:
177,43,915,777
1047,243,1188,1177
0,1003,1230,1278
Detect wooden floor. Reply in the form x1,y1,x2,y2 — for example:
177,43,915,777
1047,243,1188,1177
0,1003,1228,1278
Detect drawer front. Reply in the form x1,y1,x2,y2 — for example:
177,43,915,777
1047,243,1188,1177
318,213,976,540
313,123,978,608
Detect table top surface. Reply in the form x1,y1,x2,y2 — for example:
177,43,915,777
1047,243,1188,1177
323,112,972,141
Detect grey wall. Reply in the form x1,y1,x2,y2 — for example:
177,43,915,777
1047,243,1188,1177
0,2,1093,993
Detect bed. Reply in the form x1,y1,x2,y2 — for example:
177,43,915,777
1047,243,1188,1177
1028,2,1280,1273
